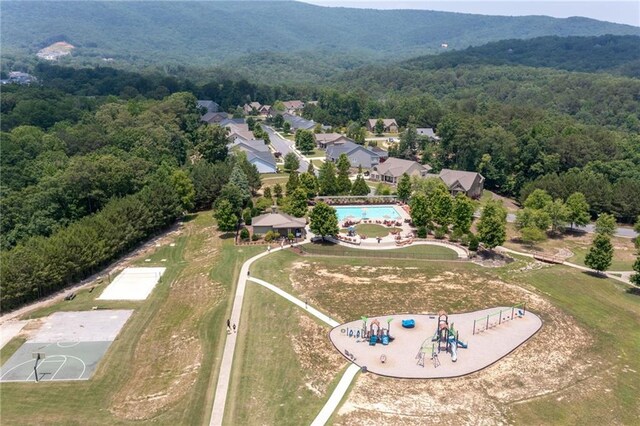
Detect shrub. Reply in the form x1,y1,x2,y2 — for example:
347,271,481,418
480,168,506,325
450,228,464,242
239,228,250,240
468,233,479,251
460,233,470,246
252,233,261,241
242,208,252,225
416,226,428,238
288,231,295,241
264,230,277,242
434,226,447,239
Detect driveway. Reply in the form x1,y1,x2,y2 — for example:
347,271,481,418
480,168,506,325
262,125,309,173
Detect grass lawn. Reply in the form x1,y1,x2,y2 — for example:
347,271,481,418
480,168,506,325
311,159,325,168
340,223,401,238
301,241,459,260
224,281,346,425
0,213,263,425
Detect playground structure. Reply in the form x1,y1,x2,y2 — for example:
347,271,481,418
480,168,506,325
472,303,526,335
329,308,542,379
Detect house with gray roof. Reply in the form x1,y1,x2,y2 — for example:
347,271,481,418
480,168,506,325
326,141,381,169
228,139,277,174
416,127,440,141
283,113,316,131
201,112,229,124
437,169,485,199
370,157,431,184
252,210,306,237
197,100,219,114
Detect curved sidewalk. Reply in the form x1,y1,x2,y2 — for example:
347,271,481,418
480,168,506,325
328,236,469,259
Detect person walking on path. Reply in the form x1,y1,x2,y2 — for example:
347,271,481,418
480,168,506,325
233,324,237,333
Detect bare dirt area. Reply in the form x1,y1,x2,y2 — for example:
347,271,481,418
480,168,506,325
109,221,222,420
290,315,346,396
289,259,597,425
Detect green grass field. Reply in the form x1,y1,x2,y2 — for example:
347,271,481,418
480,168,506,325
340,223,401,238
301,241,459,260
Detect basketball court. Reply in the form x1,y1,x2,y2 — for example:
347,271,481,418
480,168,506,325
98,267,165,300
0,310,133,382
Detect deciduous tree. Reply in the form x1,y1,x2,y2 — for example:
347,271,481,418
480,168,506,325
213,199,237,232
309,202,338,239
283,152,300,173
477,200,507,249
409,193,431,228
595,213,616,237
585,233,613,273
451,193,475,234
566,192,590,229
396,173,412,203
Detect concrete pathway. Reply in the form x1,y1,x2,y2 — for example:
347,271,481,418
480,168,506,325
247,277,339,327
311,363,361,426
209,244,290,426
0,320,28,349
328,236,469,259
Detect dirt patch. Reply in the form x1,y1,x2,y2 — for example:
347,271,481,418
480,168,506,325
109,223,222,420
289,258,597,425
290,316,346,396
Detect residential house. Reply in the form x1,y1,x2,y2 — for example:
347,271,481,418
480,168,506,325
370,146,389,162
416,127,440,141
326,141,381,169
228,139,277,174
370,158,432,184
218,118,246,127
243,102,262,115
314,133,352,149
197,100,219,114
201,112,229,124
282,100,305,114
252,210,306,237
366,119,398,133
259,104,273,116
283,113,316,131
228,129,256,142
437,169,485,199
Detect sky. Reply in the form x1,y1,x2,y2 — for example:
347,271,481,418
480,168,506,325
301,1,640,27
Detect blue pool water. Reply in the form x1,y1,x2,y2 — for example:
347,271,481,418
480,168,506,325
335,205,401,222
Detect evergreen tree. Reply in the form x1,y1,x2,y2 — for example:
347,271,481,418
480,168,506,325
585,233,613,273
430,187,453,228
286,187,309,218
213,199,238,232
477,200,507,249
235,152,262,194
351,167,370,196
396,173,412,203
273,183,283,200
374,118,385,135
336,153,352,195
309,202,339,240
286,170,300,195
409,193,431,228
299,172,319,199
451,193,475,234
566,192,590,229
283,152,300,173
229,164,251,204
298,130,315,154
595,213,616,237
263,186,272,199
630,255,640,286
318,161,338,196
307,161,315,175
398,125,418,159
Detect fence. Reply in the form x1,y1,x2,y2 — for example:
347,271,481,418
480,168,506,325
298,243,460,261
472,303,527,335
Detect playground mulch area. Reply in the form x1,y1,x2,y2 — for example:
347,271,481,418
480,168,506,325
330,308,542,379
0,310,132,382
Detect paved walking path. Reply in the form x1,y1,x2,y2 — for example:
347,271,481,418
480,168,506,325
247,277,339,327
328,236,469,259
310,363,361,426
209,244,291,426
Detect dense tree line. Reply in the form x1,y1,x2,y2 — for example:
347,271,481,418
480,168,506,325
0,166,187,311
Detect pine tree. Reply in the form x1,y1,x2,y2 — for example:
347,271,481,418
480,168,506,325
396,173,412,203
336,153,352,195
286,171,300,196
351,167,370,196
318,161,338,196
287,187,309,218
229,164,251,205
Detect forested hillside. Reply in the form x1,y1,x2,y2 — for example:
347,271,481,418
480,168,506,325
2,1,638,69
404,35,640,78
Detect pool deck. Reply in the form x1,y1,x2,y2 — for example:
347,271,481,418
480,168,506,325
329,308,542,379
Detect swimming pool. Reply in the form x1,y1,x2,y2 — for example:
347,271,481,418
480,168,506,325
335,205,402,222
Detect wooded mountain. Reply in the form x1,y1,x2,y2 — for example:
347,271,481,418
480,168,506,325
2,1,639,68
403,35,640,77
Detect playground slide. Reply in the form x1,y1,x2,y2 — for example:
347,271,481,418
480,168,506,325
450,341,457,362
456,340,468,349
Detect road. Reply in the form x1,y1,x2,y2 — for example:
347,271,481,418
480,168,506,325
503,213,638,239
262,125,309,173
